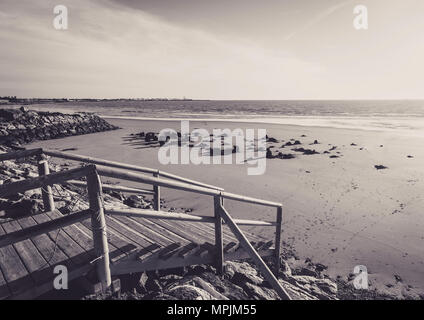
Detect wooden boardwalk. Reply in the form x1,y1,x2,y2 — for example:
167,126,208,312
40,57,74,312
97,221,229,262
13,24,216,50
0,209,269,300
0,148,290,300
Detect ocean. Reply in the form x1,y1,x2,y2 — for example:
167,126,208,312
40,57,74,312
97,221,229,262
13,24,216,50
21,100,424,134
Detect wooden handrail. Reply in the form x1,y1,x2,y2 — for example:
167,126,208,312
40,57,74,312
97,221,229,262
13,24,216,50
43,149,224,191
0,148,42,161
0,165,96,198
104,208,276,226
97,166,282,208
0,148,286,293
65,180,155,195
0,209,91,248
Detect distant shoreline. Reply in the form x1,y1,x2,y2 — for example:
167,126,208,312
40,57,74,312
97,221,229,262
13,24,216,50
101,115,424,136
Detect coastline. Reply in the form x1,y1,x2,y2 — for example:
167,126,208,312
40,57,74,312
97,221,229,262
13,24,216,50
26,116,424,299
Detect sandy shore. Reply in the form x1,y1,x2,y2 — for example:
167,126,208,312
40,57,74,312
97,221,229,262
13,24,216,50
27,117,424,297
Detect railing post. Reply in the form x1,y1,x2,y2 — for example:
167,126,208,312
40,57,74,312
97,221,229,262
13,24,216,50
274,206,283,277
37,153,55,212
218,203,291,300
214,195,224,274
153,171,160,211
87,169,111,290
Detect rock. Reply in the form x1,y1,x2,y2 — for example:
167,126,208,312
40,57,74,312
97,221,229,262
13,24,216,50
292,147,319,155
186,265,211,276
0,109,118,146
145,278,162,293
123,195,148,209
293,267,319,277
374,165,388,170
266,137,278,143
106,191,125,201
136,272,149,293
200,272,248,300
189,276,229,300
0,198,43,217
286,275,338,300
224,261,263,285
243,282,279,300
394,274,403,282
315,263,328,273
166,284,216,300
281,260,292,277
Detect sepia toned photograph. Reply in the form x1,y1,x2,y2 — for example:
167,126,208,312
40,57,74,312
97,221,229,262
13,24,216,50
0,0,423,307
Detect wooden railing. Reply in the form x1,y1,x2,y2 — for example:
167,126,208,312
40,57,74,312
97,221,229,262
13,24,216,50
0,148,290,299
0,163,112,291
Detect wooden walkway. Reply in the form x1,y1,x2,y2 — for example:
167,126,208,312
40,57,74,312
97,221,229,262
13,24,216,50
0,148,290,300
0,209,269,300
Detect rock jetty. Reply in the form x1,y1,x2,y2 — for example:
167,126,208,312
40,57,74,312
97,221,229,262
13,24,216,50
0,107,118,148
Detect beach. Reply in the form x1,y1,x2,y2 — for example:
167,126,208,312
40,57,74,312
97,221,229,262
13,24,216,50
26,116,424,298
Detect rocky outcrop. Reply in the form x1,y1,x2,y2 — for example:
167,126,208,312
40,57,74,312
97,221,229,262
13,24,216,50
109,260,340,301
0,107,118,148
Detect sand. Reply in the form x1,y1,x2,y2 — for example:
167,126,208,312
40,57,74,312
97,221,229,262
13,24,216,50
27,118,424,297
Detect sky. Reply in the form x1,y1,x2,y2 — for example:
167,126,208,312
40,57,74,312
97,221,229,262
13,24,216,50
0,0,423,100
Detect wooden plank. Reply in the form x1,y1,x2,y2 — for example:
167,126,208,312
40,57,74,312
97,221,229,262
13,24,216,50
106,208,275,226
104,215,154,249
217,204,291,300
0,262,10,299
10,263,93,300
87,171,111,289
158,243,181,260
37,153,55,212
2,220,51,285
113,215,177,247
274,206,283,276
0,165,94,198
31,213,91,268
45,211,95,259
17,216,74,270
170,219,222,244
152,219,211,245
181,219,265,243
0,209,91,248
224,242,239,254
66,180,155,195
48,210,136,265
182,220,238,243
0,148,42,161
0,226,11,299
137,244,161,261
153,172,160,210
78,218,137,263
0,224,34,296
195,242,215,258
178,243,199,258
214,195,224,274
105,208,216,223
126,215,190,245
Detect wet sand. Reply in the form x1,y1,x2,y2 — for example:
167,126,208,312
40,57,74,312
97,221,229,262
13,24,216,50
27,118,424,297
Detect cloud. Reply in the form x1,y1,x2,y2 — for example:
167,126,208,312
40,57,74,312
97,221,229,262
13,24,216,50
285,0,354,41
0,0,323,99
